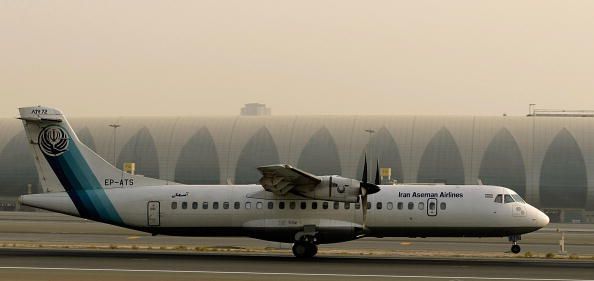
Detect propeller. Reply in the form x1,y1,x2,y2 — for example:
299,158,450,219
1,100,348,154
375,159,380,185
360,154,380,228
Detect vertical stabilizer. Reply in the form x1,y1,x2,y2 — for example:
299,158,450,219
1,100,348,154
18,106,177,222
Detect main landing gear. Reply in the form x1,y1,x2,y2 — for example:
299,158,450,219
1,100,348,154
292,241,318,258
292,225,318,258
509,235,521,254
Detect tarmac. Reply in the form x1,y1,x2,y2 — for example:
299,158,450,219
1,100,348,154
0,212,593,280
0,249,593,281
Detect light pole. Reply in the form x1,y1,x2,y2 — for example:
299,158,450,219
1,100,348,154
108,124,120,166
364,129,375,151
364,129,375,178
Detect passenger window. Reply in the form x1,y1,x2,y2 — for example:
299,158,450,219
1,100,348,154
223,202,229,209
290,201,296,209
202,202,208,209
300,202,307,209
322,202,329,209
312,202,318,210
182,202,188,209
440,202,446,210
333,202,340,210
494,194,503,203
171,202,178,209
192,202,198,209
234,202,240,209
429,202,435,211
387,202,393,210
376,202,382,210
408,202,414,210
213,202,219,209
367,202,372,210
355,203,361,210
418,202,425,210
245,202,252,209
504,195,514,204
397,202,403,210
256,202,263,209
268,202,274,209
344,202,351,210
279,201,285,210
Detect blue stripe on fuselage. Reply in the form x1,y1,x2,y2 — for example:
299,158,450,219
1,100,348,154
43,133,123,225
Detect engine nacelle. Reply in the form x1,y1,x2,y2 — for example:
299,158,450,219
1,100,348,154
298,176,360,203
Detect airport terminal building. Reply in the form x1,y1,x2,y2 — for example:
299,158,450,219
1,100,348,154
1,114,594,223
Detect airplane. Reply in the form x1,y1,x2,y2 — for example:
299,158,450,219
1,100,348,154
17,106,549,258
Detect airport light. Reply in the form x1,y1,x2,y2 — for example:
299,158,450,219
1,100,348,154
364,129,375,152
108,124,121,166
364,129,376,181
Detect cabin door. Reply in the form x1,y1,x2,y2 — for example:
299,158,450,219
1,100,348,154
147,201,160,226
427,198,438,216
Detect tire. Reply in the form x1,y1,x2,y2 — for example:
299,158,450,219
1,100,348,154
511,244,521,254
292,242,308,258
292,242,317,258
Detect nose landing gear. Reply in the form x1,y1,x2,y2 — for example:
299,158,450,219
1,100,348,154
509,235,521,254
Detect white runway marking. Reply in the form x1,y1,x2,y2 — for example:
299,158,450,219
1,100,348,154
0,266,591,281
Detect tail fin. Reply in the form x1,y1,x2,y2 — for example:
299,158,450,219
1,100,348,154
19,106,176,221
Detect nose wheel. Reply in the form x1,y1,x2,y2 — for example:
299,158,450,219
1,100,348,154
509,235,522,254
292,241,318,258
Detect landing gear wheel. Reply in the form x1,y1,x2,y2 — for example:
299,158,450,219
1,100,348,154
309,243,318,257
511,244,521,254
508,235,522,254
292,242,317,258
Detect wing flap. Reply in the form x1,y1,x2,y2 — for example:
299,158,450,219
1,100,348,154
257,164,321,195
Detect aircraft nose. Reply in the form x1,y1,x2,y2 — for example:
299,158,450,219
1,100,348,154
536,209,550,228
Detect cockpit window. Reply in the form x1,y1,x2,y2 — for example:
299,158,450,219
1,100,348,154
504,194,515,203
511,194,525,204
494,194,502,203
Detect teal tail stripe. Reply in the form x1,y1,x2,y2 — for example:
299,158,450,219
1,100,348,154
64,147,119,220
44,134,123,224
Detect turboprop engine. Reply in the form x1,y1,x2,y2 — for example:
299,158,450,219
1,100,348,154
258,155,381,227
297,175,361,203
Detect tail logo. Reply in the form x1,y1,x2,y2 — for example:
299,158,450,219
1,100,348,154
39,126,69,157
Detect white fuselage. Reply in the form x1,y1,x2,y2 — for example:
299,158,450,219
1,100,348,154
21,184,549,244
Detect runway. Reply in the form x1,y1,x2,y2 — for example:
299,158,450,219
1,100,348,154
1,212,594,280
3,218,594,257
0,248,593,281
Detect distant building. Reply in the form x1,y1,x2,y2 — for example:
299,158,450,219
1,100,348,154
240,103,271,116
0,114,594,223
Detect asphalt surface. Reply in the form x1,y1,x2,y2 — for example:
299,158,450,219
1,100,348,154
1,212,594,280
2,217,594,256
2,231,594,257
0,248,593,281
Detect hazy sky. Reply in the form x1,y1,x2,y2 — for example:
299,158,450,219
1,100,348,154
2,1,594,117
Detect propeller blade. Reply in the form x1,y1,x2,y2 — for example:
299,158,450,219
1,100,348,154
362,191,368,228
362,154,368,183
359,154,380,229
375,159,380,185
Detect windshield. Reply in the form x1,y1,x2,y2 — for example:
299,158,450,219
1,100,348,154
511,194,526,204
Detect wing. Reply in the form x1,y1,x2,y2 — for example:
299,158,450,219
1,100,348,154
257,164,321,195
